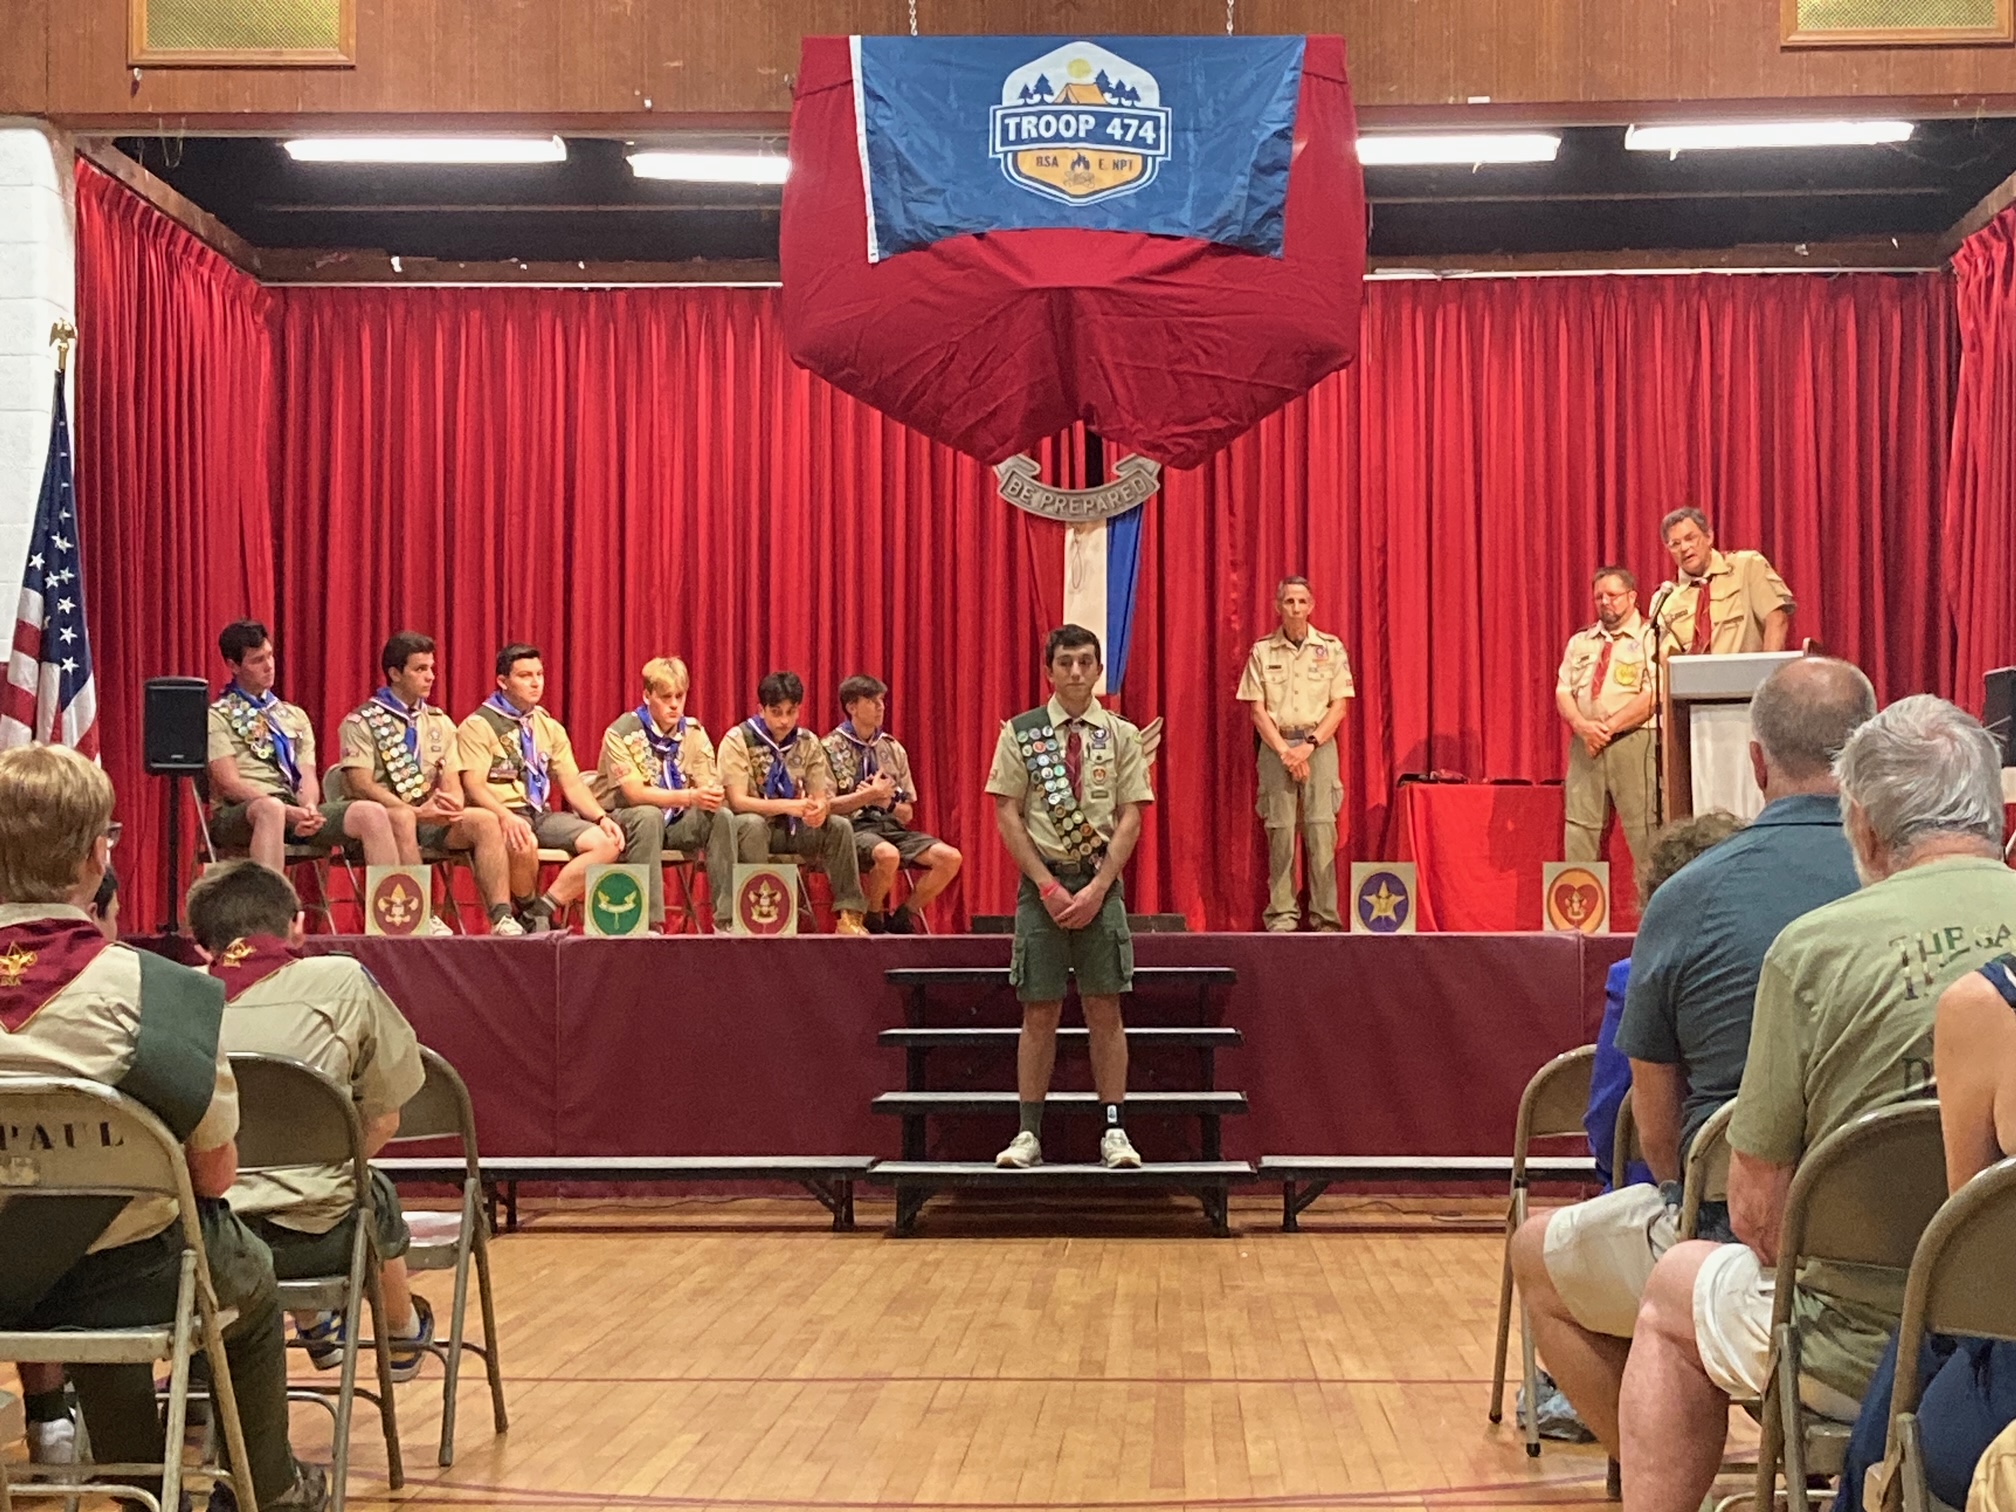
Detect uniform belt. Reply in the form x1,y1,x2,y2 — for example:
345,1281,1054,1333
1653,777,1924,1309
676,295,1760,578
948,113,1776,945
1043,856,1105,877
1278,728,1314,740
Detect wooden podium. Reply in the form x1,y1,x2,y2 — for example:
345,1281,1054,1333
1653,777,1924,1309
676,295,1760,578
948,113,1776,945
1660,651,1801,821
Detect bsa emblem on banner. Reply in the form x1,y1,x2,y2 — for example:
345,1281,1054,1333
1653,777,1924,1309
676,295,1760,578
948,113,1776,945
585,865,651,938
991,41,1171,206
732,864,799,938
365,866,430,938
1543,862,1611,935
1351,863,1417,934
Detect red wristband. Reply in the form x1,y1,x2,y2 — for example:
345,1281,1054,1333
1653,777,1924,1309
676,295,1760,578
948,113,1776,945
1040,880,1065,900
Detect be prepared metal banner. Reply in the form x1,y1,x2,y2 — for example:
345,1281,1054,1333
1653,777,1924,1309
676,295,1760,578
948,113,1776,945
850,35,1305,263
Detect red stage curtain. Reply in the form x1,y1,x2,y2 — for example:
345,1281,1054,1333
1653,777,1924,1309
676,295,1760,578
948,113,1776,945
1946,207,2016,714
74,163,276,924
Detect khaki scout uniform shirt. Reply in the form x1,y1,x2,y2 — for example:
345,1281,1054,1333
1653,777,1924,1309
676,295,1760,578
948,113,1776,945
207,693,316,800
1235,627,1356,734
1557,612,1654,724
717,722,837,800
0,904,238,1252
1657,549,1794,656
220,954,425,1234
455,703,582,813
591,711,720,808
336,701,463,801
984,697,1153,863
822,727,916,802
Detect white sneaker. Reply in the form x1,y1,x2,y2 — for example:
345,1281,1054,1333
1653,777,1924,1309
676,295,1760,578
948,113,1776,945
491,915,527,937
1100,1128,1142,1168
995,1131,1043,1168
426,915,454,937
27,1416,77,1465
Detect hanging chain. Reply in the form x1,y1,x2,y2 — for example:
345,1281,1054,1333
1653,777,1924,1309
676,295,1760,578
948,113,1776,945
908,0,919,35
1225,0,1236,34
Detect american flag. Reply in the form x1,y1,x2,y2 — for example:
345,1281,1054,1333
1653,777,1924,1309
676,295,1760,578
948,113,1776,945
2,375,97,754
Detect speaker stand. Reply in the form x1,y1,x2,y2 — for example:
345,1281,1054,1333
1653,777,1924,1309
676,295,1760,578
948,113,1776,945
158,774,205,934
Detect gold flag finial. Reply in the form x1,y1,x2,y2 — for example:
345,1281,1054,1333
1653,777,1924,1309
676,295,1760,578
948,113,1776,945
49,319,77,374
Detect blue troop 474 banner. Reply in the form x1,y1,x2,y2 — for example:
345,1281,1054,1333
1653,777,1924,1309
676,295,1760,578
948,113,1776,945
852,36,1305,263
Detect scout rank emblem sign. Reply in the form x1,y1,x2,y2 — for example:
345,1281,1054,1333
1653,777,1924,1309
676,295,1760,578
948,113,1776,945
1009,709,1103,861
585,864,652,938
1350,863,1417,935
732,864,799,937
1542,862,1611,935
365,866,430,937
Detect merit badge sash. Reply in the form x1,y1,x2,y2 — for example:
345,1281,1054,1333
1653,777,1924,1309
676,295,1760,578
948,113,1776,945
476,700,551,811
1009,708,1103,863
214,685,303,793
628,709,687,792
357,696,431,806
0,918,112,1035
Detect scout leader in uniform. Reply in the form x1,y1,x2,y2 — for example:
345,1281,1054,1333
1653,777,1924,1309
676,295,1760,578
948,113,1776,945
1651,506,1795,656
986,624,1154,1170
1558,567,1658,869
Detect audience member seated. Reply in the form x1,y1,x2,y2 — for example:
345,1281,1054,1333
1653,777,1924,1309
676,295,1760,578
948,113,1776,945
1586,811,1748,1191
1618,694,2016,1512
456,642,627,933
1834,952,2016,1512
0,745,327,1509
1513,655,1872,1457
188,860,435,1382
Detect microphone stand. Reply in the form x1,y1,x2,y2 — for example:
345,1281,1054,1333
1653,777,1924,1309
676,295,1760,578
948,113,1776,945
1642,584,1679,829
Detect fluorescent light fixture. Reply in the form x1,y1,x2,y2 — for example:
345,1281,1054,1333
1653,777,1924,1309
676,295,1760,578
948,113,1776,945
627,150,790,184
1356,133,1561,166
284,135,567,164
1624,120,1914,153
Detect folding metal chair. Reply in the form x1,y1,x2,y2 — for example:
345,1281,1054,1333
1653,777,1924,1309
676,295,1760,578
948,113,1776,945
1884,1155,2016,1512
382,1047,507,1466
229,1053,405,1512
1755,1100,1948,1512
1488,1043,1598,1455
662,849,704,933
1680,1100,1736,1242
0,1076,259,1512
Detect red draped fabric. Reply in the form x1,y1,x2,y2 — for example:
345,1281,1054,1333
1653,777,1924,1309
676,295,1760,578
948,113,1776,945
74,164,276,923
1946,207,2016,714
76,164,1961,930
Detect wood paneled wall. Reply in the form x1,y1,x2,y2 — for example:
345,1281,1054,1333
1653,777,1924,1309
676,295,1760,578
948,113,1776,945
9,0,2016,124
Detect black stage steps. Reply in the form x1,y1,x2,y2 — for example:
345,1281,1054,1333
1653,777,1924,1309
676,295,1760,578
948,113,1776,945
868,1161,1256,1237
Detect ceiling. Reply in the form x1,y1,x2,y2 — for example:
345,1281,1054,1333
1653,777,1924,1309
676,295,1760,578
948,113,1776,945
113,117,2016,269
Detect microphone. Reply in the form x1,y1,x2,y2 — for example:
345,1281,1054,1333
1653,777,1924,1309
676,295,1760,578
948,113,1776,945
1645,580,1678,646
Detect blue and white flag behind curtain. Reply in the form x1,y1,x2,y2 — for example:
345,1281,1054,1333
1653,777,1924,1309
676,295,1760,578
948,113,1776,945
1062,506,1145,698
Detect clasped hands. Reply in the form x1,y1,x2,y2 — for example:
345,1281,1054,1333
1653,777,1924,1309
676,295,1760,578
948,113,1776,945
1281,737,1316,783
1041,874,1109,931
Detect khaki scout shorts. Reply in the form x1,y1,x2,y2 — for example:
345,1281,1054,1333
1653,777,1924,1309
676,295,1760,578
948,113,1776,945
210,799,359,855
1010,869,1134,1004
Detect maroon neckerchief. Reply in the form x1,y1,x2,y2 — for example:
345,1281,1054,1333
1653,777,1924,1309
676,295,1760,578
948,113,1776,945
0,916,113,1034
207,934,304,1002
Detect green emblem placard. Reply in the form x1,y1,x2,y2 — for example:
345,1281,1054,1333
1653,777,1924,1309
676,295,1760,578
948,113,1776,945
585,864,652,937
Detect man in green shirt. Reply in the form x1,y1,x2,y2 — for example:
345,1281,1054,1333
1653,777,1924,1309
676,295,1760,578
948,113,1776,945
1618,695,2015,1512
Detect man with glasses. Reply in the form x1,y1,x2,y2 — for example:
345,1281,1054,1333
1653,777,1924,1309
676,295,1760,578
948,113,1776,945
1557,567,1658,869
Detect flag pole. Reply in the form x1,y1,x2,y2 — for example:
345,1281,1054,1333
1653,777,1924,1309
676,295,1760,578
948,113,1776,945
49,318,76,374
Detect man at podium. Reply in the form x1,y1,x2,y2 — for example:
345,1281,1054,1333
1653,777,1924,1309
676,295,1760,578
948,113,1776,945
1651,507,1794,655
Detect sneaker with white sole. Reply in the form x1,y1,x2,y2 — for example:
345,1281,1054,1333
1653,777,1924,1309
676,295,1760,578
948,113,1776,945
491,915,527,937
1100,1128,1142,1168
995,1131,1043,1168
26,1415,76,1465
426,916,454,937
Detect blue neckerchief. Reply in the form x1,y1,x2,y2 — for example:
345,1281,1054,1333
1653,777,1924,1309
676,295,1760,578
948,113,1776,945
485,691,550,811
637,707,686,790
229,682,302,793
746,717,800,831
372,687,423,757
829,723,880,784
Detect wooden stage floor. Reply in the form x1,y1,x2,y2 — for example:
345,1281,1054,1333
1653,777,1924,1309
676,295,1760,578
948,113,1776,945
287,1195,1759,1512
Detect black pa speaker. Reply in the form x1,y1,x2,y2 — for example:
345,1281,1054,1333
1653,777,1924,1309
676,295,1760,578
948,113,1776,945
143,677,211,774
1984,669,2016,768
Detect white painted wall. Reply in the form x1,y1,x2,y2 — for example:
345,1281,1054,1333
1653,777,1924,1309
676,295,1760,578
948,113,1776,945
0,122,75,621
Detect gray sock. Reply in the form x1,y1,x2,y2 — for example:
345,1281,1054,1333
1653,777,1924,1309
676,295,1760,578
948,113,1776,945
1018,1101,1044,1138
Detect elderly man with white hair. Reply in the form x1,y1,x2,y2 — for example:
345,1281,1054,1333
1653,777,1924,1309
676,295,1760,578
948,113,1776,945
1617,694,2016,1512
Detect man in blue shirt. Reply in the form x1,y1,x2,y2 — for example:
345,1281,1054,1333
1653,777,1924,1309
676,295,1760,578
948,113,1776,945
1508,655,1874,1461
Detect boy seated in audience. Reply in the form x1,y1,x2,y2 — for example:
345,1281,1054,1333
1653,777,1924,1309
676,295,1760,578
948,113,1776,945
1618,696,2016,1512
187,860,435,1382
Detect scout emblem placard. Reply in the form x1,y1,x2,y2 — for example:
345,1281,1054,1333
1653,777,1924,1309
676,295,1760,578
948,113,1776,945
1543,862,1610,935
585,865,652,938
1351,863,1417,935
364,866,430,937
732,864,798,937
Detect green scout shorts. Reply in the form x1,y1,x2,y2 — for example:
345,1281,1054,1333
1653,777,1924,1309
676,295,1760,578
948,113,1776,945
210,798,358,855
1010,869,1134,1004
244,1168,412,1280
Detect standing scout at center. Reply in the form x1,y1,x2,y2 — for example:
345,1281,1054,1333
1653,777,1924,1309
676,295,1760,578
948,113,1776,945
986,625,1154,1170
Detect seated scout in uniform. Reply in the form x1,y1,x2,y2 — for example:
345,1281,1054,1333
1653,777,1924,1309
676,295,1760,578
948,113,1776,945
0,744,328,1511
986,625,1154,1170
823,673,962,933
188,860,434,1381
592,655,738,932
718,670,871,936
208,619,398,876
336,631,518,936
455,643,626,933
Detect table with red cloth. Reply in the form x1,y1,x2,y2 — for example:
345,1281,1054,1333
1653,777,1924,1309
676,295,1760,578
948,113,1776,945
1388,779,1641,933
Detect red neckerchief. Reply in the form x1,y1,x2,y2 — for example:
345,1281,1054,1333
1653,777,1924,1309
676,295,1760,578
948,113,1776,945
207,934,303,1002
0,917,113,1034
